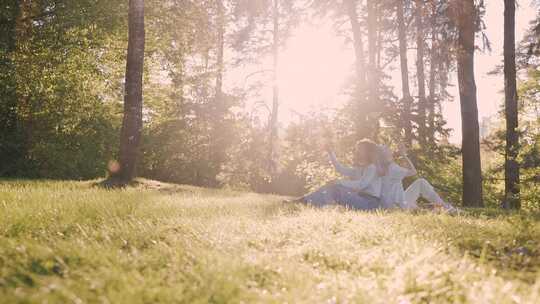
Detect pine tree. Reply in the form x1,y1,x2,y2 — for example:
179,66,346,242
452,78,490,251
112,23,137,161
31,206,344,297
113,0,145,183
503,0,520,209
454,0,483,207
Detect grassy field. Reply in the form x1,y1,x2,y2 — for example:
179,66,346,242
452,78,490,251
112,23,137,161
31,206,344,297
1,180,540,303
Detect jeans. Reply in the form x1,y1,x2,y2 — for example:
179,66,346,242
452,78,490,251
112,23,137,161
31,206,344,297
303,183,381,210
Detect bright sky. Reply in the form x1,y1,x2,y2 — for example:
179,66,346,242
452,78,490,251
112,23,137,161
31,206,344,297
229,2,537,143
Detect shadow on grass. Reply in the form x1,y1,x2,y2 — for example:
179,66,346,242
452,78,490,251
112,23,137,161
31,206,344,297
94,178,134,189
93,178,197,195
458,207,540,221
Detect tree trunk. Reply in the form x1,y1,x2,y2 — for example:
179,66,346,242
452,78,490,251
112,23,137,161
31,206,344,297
210,0,226,186
456,0,483,207
215,0,225,105
367,0,378,139
374,2,383,139
397,0,413,146
268,0,279,174
376,5,382,71
415,0,427,146
15,0,34,170
345,0,366,86
427,0,438,147
345,0,368,139
503,0,520,209
114,0,145,183
367,0,377,84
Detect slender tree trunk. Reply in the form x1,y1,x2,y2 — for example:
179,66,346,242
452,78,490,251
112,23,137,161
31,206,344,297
427,0,438,147
503,0,520,209
456,0,483,207
367,0,378,139
415,0,427,146
397,0,413,146
346,0,366,85
367,0,377,81
215,0,225,105
373,2,383,139
15,0,34,168
376,6,382,71
268,0,279,174
210,0,226,186
114,0,145,183
345,0,368,139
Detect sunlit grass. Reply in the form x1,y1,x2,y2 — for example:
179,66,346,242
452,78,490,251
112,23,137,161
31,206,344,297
1,180,539,303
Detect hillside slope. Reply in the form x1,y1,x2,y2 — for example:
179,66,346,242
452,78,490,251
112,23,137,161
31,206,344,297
1,180,539,303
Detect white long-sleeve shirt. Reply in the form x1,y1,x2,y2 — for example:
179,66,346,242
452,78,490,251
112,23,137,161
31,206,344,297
380,162,416,208
329,152,382,198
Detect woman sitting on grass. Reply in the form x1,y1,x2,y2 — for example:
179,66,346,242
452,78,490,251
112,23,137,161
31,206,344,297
298,139,383,210
378,144,458,213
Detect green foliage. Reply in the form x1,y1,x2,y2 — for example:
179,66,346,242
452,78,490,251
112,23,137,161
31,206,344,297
481,66,540,210
517,67,540,210
138,0,240,187
2,180,540,302
0,0,126,179
0,0,23,175
218,115,273,191
231,0,302,63
409,148,462,205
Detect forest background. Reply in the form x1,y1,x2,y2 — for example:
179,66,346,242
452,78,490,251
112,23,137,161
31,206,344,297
1,0,539,209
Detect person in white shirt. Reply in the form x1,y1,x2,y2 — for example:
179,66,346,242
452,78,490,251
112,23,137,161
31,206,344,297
378,144,458,212
299,139,383,210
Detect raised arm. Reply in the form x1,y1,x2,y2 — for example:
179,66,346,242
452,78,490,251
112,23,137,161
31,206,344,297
398,144,417,177
401,155,417,176
328,151,359,178
337,164,377,191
